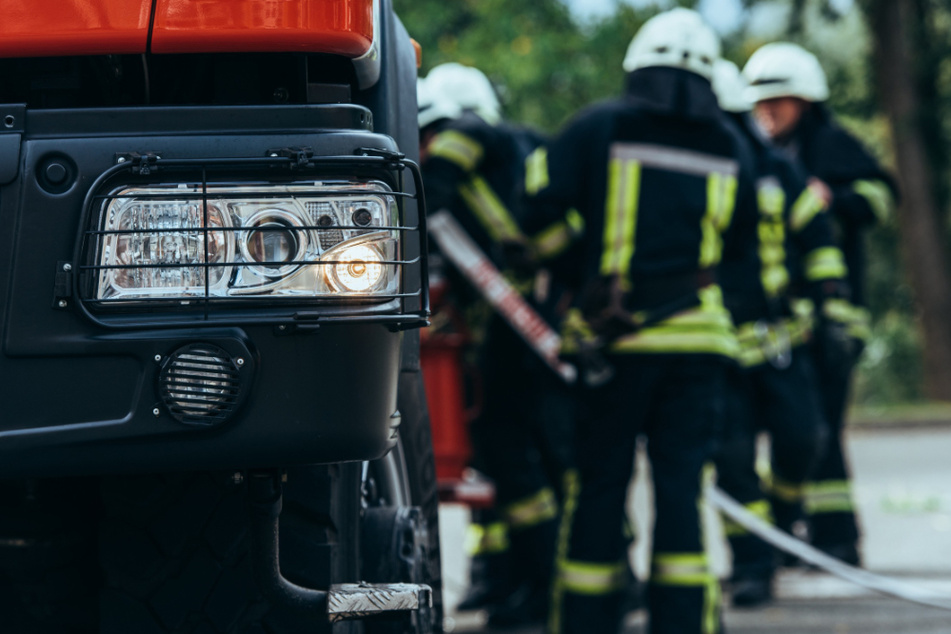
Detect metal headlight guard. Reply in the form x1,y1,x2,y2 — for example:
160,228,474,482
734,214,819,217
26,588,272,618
71,149,429,330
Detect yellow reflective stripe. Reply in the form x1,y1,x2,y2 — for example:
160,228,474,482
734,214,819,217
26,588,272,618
853,179,894,222
464,521,509,555
722,499,774,537
504,487,559,529
700,172,738,268
549,469,581,634
804,246,847,282
735,318,810,368
525,147,549,195
789,186,827,233
458,175,524,243
608,286,738,357
703,574,722,634
756,181,788,297
823,298,861,321
533,209,585,260
822,299,871,340
558,559,627,595
428,130,484,171
757,177,785,218
600,158,641,285
651,552,712,586
805,480,855,514
767,473,806,503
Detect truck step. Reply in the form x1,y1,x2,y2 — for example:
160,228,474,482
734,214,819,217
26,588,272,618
327,582,432,622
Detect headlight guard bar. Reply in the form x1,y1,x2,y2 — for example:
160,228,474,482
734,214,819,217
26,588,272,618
71,149,430,331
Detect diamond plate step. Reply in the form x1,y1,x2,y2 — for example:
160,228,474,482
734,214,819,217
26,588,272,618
327,582,433,622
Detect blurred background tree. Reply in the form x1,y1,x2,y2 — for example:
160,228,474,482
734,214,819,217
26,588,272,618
398,0,951,407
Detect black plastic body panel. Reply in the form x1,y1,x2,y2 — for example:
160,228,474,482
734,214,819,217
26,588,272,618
0,104,411,477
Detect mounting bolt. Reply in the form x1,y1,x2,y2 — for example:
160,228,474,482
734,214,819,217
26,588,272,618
233,472,244,485
117,156,127,163
236,358,245,367
62,263,72,272
270,153,279,158
154,354,162,362
278,324,287,331
57,299,67,308
152,407,160,417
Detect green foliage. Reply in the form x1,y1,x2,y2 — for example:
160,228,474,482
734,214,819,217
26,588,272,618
395,0,657,132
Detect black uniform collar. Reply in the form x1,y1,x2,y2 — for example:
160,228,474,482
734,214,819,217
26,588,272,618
624,67,722,122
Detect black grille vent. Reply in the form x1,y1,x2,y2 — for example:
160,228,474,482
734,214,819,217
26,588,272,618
159,344,243,425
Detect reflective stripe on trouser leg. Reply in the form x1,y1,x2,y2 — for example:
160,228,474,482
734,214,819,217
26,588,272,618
806,479,855,514
649,553,720,634
722,499,773,538
465,521,510,556
504,486,559,530
723,499,777,578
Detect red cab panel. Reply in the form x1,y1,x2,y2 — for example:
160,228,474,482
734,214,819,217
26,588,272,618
151,0,374,57
0,1,151,58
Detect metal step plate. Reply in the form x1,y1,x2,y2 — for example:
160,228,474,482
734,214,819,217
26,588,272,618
327,582,433,622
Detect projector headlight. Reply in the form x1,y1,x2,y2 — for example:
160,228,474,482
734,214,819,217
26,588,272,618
93,182,400,301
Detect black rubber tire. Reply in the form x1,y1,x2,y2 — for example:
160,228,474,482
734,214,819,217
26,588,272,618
394,368,444,629
98,464,362,634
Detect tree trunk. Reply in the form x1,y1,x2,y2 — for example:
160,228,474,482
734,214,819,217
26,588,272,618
865,0,951,400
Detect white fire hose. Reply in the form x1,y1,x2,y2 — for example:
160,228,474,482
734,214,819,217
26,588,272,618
707,485,951,611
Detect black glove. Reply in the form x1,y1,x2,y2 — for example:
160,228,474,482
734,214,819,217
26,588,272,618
814,299,866,380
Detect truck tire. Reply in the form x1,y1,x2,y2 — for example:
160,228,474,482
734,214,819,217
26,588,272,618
394,368,444,628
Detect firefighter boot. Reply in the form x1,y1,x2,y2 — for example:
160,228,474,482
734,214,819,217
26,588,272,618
457,517,516,612
486,517,558,628
730,571,774,607
457,550,516,611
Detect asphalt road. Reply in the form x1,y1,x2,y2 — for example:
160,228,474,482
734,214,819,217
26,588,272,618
438,424,951,632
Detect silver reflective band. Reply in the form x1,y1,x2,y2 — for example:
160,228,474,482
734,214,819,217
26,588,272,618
610,143,739,178
756,176,782,191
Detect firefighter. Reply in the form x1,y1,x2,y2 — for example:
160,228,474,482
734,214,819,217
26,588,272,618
524,10,759,633
419,64,562,626
743,43,898,566
711,59,849,605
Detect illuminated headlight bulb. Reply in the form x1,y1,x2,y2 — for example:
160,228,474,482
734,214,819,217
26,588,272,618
330,244,384,292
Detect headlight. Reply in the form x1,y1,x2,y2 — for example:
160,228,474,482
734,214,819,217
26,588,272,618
93,182,400,301
321,236,391,293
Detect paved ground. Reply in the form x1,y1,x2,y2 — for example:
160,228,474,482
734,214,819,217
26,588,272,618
438,425,951,632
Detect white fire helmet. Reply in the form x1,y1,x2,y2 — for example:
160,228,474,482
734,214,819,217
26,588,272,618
742,42,830,103
622,8,720,80
417,77,461,130
425,62,501,125
713,59,753,113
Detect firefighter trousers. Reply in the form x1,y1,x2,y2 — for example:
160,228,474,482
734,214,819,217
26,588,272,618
807,349,861,551
469,317,564,588
549,354,725,634
714,347,827,578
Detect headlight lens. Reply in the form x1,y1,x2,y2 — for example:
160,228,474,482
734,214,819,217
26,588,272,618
322,237,390,293
94,182,400,301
